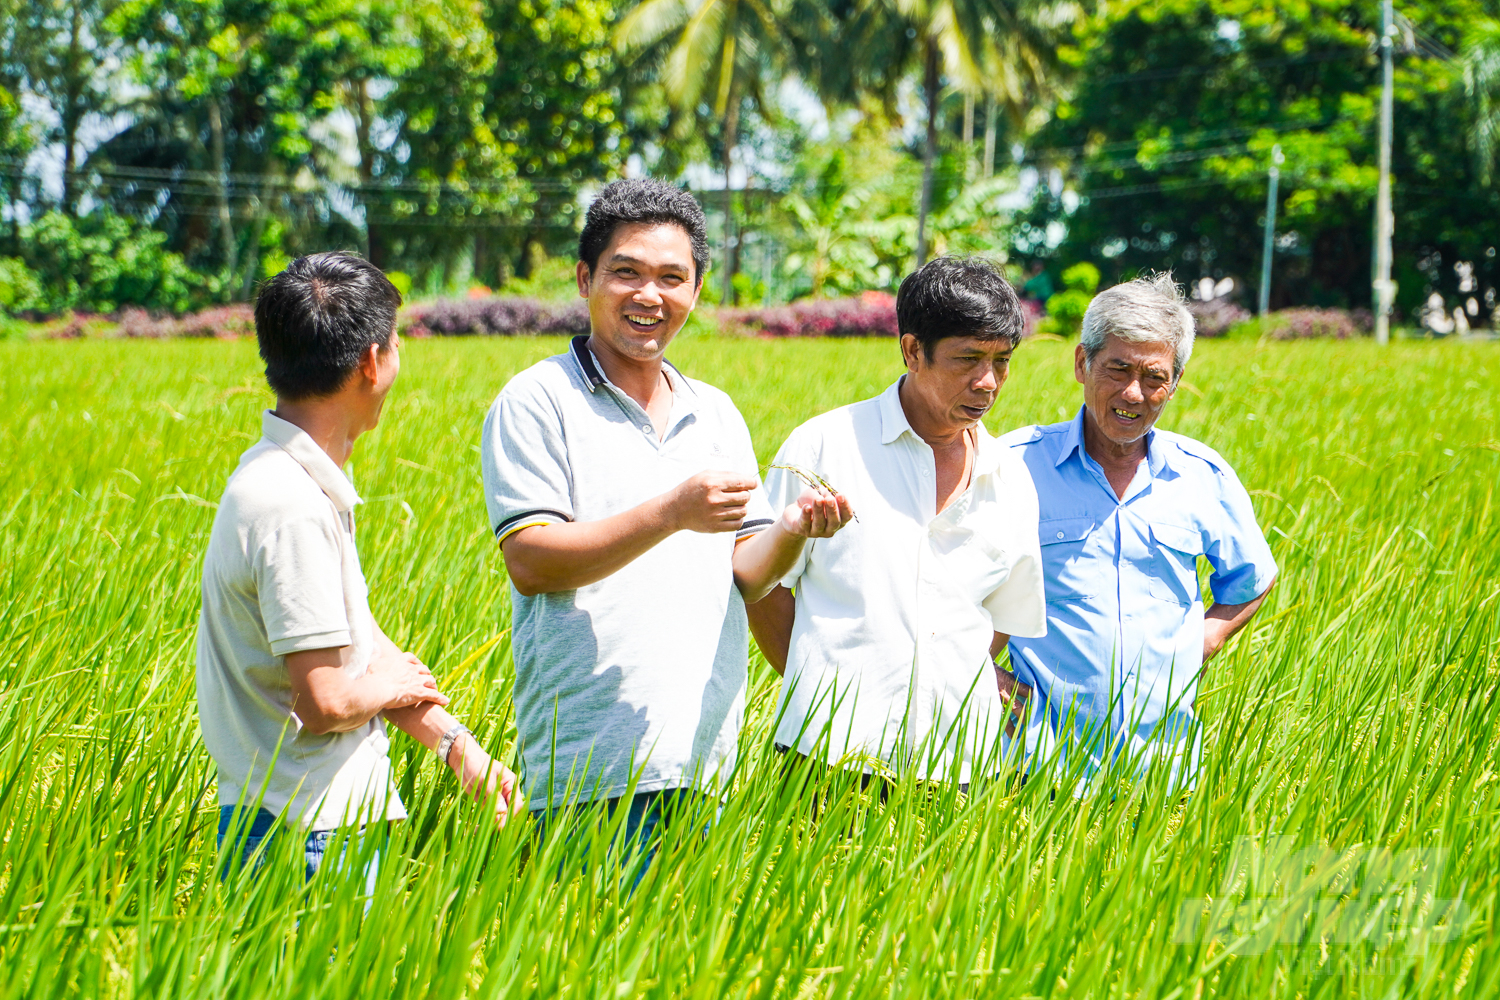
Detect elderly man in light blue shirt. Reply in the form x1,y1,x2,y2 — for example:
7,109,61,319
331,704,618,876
999,273,1278,792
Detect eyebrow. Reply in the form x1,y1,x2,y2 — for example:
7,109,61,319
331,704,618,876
606,254,690,274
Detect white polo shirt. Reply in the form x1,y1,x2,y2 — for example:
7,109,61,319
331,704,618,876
481,337,775,808
766,378,1048,784
196,411,405,830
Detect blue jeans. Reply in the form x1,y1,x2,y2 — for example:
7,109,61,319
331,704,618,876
532,788,709,890
217,805,383,893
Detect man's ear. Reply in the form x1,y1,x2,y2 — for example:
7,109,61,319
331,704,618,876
576,260,592,298
357,341,382,386
900,334,922,372
1073,342,1088,385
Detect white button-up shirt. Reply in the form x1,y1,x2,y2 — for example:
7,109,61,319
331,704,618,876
765,378,1047,784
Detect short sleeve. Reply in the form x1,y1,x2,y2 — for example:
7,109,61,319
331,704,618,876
763,428,818,587
254,514,352,656
481,384,574,545
724,401,776,539
1204,462,1279,605
982,461,1048,638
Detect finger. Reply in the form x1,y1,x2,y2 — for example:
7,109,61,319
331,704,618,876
836,494,855,521
809,500,829,536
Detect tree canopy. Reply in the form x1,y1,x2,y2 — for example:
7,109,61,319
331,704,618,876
0,0,1497,321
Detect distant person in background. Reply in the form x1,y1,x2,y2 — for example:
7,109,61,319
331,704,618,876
481,179,851,871
1022,261,1055,306
999,273,1278,794
748,256,1047,790
198,252,520,884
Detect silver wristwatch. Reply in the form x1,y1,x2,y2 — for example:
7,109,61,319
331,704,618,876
435,723,471,767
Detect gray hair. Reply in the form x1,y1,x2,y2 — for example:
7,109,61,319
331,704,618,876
1080,272,1196,383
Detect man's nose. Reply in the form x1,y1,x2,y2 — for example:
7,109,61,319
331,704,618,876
1121,378,1146,404
634,282,664,305
974,367,998,392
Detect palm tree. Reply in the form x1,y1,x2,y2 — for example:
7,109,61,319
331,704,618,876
1463,19,1500,185
794,0,1078,267
616,0,786,302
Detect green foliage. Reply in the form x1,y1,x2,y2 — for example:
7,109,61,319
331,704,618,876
1028,0,1500,316
1060,260,1099,293
0,337,1495,995
1042,288,1091,334
19,210,208,314
0,257,41,315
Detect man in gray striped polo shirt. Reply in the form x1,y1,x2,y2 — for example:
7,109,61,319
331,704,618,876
481,180,852,863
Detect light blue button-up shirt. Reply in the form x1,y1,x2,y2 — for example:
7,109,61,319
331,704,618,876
999,407,1277,788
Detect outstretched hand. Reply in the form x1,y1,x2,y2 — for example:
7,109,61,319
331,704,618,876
779,485,855,539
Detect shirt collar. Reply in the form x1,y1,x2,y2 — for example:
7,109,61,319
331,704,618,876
879,376,1008,481
570,334,696,396
878,377,915,444
261,410,361,512
1056,405,1169,476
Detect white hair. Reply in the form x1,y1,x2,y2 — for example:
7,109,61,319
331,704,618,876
1079,272,1196,382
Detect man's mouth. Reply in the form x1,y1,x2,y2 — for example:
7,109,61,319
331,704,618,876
625,314,664,330
960,403,989,419
1112,407,1141,420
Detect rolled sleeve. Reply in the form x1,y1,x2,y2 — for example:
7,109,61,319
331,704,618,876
730,410,776,539
482,386,575,545
764,431,817,586
254,516,352,655
1205,464,1279,605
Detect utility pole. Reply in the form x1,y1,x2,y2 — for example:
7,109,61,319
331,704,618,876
1259,144,1283,317
1373,0,1395,344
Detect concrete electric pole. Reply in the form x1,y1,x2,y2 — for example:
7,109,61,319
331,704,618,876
1259,144,1283,317
1373,0,1396,344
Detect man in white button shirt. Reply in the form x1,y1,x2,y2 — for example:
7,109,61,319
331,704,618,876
750,256,1047,788
481,180,852,868
198,252,520,883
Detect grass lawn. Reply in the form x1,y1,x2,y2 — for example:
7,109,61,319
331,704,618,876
1,333,1497,998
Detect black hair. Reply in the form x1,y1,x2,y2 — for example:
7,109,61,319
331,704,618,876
253,252,401,401
895,255,1026,360
578,178,710,285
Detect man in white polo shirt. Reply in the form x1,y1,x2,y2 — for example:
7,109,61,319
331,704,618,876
749,256,1048,788
198,252,519,881
482,179,851,861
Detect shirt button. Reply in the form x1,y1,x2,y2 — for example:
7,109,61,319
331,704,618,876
641,425,652,434
1056,531,1065,539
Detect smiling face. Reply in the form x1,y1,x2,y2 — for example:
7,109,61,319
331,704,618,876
1074,333,1177,447
900,333,1014,437
577,222,701,363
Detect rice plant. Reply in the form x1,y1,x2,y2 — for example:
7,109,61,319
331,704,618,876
0,334,1495,998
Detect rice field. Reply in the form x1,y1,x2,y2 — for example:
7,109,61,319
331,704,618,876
0,331,1497,998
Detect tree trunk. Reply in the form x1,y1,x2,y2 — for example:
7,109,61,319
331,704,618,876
982,95,997,180
915,41,940,267
60,0,85,217
352,79,385,268
721,89,740,305
207,98,238,297
239,163,277,300
962,93,975,181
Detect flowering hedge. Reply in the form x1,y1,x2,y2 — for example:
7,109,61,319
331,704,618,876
720,294,900,338
1187,298,1250,338
1262,308,1373,340
404,297,590,337
116,305,256,339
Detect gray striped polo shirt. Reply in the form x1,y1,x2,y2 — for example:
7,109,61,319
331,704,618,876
480,337,774,808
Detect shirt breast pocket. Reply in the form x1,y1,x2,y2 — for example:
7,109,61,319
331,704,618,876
1147,520,1204,606
1039,516,1099,603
